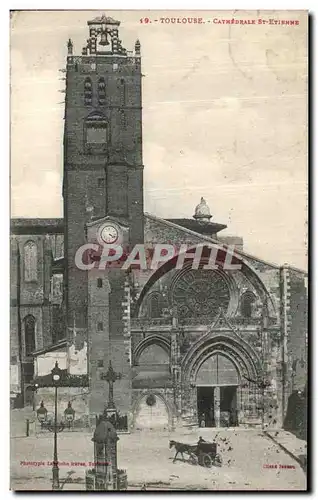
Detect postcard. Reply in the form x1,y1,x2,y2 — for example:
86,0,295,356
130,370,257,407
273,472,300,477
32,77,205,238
10,10,308,491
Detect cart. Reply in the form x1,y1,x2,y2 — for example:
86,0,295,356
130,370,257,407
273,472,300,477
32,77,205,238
188,438,222,468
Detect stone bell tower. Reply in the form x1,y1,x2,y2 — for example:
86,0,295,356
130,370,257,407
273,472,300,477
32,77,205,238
63,15,144,327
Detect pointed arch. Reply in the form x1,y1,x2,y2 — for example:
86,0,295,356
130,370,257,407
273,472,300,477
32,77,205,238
133,244,278,320
196,352,239,386
133,334,170,365
24,241,38,282
147,292,163,319
182,332,261,384
240,291,256,318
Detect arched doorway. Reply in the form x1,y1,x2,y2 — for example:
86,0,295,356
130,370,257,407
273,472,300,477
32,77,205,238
182,333,261,428
196,353,239,428
134,393,170,430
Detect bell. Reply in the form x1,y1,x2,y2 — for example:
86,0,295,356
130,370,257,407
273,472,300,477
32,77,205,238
99,31,109,46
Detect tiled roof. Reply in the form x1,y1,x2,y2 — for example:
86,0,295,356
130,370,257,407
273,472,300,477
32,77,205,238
11,218,64,234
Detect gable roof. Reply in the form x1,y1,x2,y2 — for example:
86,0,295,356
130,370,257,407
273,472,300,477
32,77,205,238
165,218,226,235
145,213,307,274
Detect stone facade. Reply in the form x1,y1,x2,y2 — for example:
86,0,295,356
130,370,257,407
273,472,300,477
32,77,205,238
128,226,307,430
10,221,65,405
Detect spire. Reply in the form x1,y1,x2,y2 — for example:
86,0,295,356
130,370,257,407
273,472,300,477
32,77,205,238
193,197,212,223
67,38,73,55
135,39,141,56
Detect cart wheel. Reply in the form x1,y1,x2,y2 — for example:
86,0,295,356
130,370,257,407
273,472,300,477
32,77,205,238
201,453,213,468
213,453,223,467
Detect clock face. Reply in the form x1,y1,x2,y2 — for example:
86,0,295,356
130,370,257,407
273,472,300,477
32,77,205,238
100,224,119,244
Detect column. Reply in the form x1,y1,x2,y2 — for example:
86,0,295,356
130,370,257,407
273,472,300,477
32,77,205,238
171,329,181,425
214,386,220,427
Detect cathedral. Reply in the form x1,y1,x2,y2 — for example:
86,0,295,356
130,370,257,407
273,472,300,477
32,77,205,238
10,15,307,432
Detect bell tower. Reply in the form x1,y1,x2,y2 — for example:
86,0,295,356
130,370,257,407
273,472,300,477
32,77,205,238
63,15,144,326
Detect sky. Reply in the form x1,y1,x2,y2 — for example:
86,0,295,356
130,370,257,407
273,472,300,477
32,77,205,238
10,10,308,269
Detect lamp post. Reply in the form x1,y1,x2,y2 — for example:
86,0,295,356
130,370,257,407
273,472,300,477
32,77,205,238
51,361,63,491
64,402,75,429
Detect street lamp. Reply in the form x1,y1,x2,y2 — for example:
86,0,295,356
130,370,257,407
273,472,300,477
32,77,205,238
51,361,63,491
36,401,48,426
64,402,75,429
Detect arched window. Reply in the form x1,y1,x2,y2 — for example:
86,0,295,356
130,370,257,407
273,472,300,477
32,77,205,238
148,293,162,318
84,111,108,154
24,315,36,356
240,291,256,318
98,78,106,105
84,77,92,106
118,78,126,107
24,241,37,282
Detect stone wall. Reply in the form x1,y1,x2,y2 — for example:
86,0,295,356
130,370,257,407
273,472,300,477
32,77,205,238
131,388,175,430
288,268,307,391
10,233,55,403
88,269,131,417
87,269,111,416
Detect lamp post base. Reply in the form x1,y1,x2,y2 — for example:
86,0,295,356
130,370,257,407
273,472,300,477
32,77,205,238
52,465,60,490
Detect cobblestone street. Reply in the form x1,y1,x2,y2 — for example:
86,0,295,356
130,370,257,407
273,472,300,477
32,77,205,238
10,428,306,491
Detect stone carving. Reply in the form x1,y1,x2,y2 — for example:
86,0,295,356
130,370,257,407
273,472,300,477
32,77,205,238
50,274,63,304
179,331,191,355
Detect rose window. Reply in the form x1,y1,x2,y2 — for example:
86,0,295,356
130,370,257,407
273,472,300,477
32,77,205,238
170,269,230,319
